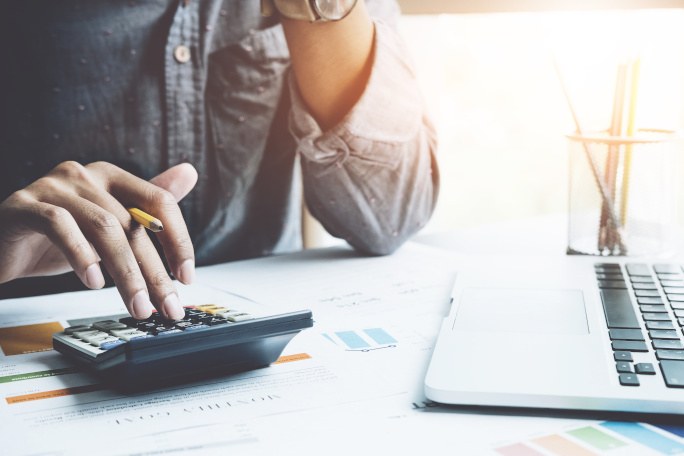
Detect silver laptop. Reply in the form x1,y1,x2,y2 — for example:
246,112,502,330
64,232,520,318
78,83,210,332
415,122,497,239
424,254,684,415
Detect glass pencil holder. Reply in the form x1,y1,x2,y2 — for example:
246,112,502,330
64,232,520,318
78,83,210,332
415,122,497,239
567,129,679,257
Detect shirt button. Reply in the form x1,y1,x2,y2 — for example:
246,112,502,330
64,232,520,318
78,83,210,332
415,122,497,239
173,45,191,63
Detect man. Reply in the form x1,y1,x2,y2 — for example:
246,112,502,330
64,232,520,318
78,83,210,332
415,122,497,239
0,1,438,320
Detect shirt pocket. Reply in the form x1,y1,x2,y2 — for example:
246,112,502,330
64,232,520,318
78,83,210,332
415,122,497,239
206,24,290,182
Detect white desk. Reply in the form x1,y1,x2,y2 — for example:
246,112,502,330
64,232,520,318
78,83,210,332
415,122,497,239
1,215,683,455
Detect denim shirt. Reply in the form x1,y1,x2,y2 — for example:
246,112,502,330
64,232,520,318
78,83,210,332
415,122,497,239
0,0,438,270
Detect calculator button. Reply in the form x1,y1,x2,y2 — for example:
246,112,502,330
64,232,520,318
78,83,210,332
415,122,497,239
224,313,253,322
110,328,139,337
100,340,126,350
81,332,111,344
91,336,120,347
72,330,102,340
119,317,139,327
119,331,150,341
155,329,183,336
92,320,128,331
64,325,91,335
183,324,209,331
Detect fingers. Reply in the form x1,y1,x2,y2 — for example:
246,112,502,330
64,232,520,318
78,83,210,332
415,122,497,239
86,162,196,285
11,161,194,320
62,186,184,320
8,193,105,289
149,163,198,202
41,184,183,320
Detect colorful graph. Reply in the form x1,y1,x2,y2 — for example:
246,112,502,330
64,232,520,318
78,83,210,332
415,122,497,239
495,422,684,456
322,328,398,352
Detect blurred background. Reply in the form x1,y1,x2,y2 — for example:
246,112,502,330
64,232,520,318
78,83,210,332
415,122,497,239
305,1,684,246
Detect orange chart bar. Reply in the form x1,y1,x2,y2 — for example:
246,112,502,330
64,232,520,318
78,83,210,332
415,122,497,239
274,353,311,364
6,384,103,405
533,434,597,456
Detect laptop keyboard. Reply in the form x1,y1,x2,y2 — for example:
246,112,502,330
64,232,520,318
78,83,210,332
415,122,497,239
596,263,684,388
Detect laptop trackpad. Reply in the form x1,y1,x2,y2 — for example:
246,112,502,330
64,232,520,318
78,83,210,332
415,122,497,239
453,288,589,335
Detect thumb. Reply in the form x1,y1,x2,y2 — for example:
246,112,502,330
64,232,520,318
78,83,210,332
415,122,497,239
149,163,198,202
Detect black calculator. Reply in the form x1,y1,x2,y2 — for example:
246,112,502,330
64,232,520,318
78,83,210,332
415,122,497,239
53,304,313,389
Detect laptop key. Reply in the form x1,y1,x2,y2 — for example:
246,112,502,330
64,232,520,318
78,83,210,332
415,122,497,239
639,304,667,313
648,330,680,340
674,309,684,318
609,329,644,341
654,264,683,274
656,349,684,360
614,351,633,362
637,298,665,305
598,280,627,289
616,362,633,373
631,276,655,283
659,360,684,388
653,339,684,350
635,290,661,297
635,363,656,375
642,313,672,321
597,273,625,280
632,283,658,290
646,321,675,330
601,290,640,329
596,263,621,270
661,280,684,288
664,287,684,295
619,373,640,386
612,340,649,352
679,318,684,326
668,297,684,304
626,264,651,276
671,302,684,310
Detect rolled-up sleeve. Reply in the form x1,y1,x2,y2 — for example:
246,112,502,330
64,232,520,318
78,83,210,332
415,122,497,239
288,18,439,255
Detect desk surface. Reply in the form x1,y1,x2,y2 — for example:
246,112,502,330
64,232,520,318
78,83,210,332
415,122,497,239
1,215,683,455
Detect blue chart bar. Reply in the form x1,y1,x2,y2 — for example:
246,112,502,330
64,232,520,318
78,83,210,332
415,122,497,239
600,422,684,455
363,328,397,345
652,424,684,439
335,331,370,350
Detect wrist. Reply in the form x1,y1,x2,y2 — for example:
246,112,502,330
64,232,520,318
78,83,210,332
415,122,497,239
262,0,359,23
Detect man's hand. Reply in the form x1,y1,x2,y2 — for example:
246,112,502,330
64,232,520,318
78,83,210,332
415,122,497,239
0,161,198,320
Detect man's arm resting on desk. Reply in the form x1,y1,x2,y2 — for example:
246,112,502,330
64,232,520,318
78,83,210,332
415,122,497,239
282,0,439,255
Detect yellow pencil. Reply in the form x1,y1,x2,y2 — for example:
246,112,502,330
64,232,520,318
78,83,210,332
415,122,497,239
620,56,641,227
128,207,164,232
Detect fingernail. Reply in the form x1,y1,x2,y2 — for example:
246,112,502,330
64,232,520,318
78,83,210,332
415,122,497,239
131,290,155,319
162,293,184,320
85,263,105,289
177,259,195,285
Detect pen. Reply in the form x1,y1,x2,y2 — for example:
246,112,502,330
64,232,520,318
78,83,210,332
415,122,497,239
128,207,164,232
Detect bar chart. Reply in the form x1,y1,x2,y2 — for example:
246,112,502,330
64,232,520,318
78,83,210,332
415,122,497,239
495,421,684,456
322,327,398,352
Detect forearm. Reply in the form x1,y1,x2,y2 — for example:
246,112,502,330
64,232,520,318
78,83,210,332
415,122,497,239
281,2,374,130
